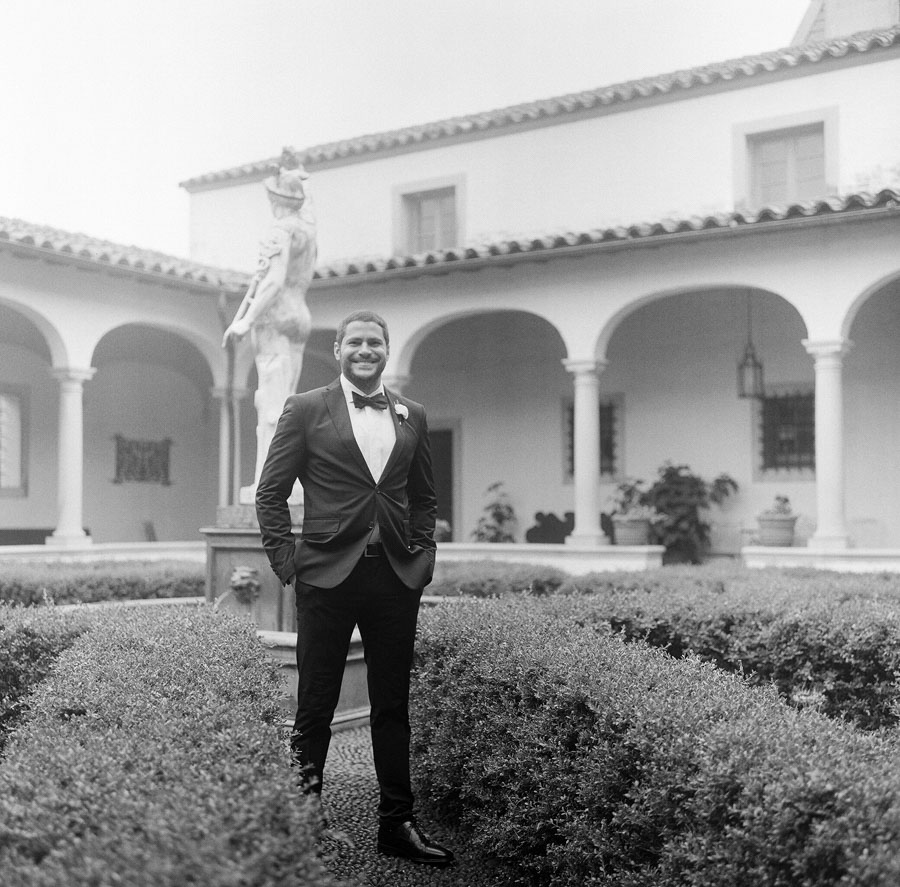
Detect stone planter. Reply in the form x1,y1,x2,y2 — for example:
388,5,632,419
612,517,652,546
756,513,797,547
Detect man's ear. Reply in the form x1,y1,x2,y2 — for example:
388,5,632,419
333,341,341,361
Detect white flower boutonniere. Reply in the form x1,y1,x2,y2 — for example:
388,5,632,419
394,402,409,424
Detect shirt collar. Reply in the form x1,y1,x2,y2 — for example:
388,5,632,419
340,374,385,401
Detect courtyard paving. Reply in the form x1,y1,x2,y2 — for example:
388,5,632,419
318,725,499,886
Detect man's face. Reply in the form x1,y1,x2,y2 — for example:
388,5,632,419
334,320,389,393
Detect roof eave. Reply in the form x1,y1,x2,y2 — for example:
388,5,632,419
309,200,900,289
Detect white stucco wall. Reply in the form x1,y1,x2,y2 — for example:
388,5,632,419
295,215,900,549
0,254,233,543
187,54,900,270
85,359,219,542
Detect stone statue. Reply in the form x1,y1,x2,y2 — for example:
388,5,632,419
222,148,317,504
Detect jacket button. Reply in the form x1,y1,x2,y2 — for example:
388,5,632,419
368,522,374,529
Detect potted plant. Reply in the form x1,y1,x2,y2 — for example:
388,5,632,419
608,478,662,545
644,462,739,564
756,495,797,546
471,481,518,542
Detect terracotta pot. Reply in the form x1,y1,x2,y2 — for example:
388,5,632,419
756,514,798,546
613,517,651,545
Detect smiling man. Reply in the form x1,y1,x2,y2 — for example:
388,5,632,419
255,309,454,866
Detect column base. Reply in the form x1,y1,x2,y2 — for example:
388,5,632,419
566,532,611,547
239,480,303,506
45,532,92,548
806,533,850,551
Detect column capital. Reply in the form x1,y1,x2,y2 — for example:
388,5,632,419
50,366,97,384
802,338,853,360
562,358,608,377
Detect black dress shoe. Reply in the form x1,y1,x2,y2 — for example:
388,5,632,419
377,819,455,866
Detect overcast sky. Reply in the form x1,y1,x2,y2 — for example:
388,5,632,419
1,0,810,259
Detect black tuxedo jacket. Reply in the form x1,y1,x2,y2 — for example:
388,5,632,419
255,377,437,590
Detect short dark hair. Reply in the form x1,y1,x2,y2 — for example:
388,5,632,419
335,310,390,346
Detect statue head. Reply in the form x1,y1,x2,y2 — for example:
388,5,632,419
265,147,309,207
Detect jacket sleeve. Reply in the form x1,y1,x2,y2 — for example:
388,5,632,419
406,405,437,553
255,396,305,584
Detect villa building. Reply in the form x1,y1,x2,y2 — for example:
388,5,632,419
2,0,899,569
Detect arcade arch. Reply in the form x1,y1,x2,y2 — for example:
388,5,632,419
83,323,219,542
845,274,900,546
402,309,569,541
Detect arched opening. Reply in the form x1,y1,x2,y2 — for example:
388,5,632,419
406,310,568,541
0,303,58,540
602,287,811,553
88,324,217,542
846,275,900,546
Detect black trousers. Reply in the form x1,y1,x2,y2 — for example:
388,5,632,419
291,554,422,824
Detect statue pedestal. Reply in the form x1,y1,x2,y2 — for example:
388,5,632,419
200,503,302,632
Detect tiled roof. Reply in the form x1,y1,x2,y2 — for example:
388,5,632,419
181,25,900,190
0,217,248,291
311,189,900,282
4,190,898,291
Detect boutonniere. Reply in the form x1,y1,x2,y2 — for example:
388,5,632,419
394,402,409,424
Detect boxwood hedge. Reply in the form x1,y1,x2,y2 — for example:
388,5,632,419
411,597,900,886
0,559,205,606
0,605,347,887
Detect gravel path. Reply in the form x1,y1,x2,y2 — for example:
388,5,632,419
318,725,501,886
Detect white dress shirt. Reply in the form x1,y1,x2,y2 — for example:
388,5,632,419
340,375,396,484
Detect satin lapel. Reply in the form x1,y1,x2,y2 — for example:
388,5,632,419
323,381,372,480
380,387,411,480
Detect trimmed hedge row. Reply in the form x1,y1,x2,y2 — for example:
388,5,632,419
429,559,569,597
555,566,900,731
430,562,900,730
0,605,92,754
0,605,347,887
0,559,205,606
411,598,900,887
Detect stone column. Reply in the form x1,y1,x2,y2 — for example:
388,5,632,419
211,388,231,507
231,389,248,506
803,338,852,550
47,367,96,546
563,358,609,546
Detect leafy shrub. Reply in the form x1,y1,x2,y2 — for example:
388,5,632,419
0,605,92,754
411,597,900,886
471,482,518,542
556,566,900,730
0,559,204,606
644,462,738,563
429,559,568,597
427,560,900,729
0,606,347,887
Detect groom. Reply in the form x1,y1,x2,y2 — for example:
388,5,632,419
255,309,454,866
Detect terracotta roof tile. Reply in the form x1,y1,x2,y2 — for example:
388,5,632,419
181,26,900,190
0,217,248,291
310,189,900,282
3,190,897,291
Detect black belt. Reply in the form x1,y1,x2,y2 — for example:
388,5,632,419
363,541,384,558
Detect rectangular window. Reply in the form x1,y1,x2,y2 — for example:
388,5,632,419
749,124,825,206
760,390,815,471
0,387,27,496
404,187,457,253
563,396,620,479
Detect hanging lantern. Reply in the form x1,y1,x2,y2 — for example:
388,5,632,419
737,291,765,399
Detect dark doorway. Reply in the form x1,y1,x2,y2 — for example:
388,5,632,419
430,428,454,540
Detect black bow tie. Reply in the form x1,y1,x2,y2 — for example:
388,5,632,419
352,391,389,411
